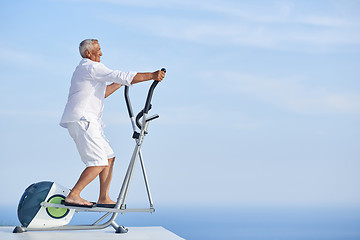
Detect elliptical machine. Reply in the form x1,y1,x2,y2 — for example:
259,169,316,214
13,68,166,234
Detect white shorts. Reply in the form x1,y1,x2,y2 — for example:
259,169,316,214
67,120,115,167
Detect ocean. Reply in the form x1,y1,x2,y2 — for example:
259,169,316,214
2,205,360,239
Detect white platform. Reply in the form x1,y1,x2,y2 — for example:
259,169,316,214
0,226,185,240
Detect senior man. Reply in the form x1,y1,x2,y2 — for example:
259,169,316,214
60,39,165,207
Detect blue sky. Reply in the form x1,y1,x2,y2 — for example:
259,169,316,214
1,0,360,209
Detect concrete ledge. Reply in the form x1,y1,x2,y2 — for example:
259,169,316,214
0,226,185,240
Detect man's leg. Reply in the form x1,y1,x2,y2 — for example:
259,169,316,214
98,157,116,204
65,166,106,206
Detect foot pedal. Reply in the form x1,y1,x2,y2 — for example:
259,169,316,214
61,200,94,208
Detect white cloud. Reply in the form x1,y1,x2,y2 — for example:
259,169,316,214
2,47,34,64
146,104,266,131
204,71,360,115
300,16,349,28
95,0,360,49
158,105,212,126
0,45,65,71
0,109,60,118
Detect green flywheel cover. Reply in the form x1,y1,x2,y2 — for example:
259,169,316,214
46,195,69,219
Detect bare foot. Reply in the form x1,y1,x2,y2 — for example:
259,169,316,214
97,198,116,205
65,193,93,206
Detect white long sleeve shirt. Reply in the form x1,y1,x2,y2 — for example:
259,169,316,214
60,58,137,128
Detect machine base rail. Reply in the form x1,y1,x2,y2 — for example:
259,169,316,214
42,202,155,213
13,224,129,233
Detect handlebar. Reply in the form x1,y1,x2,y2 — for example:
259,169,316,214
124,68,166,130
143,81,159,114
124,85,134,118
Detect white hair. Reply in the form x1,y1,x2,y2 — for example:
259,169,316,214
79,39,98,58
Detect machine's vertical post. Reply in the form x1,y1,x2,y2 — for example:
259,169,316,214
138,150,154,208
116,143,141,209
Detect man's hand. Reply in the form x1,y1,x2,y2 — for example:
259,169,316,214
152,70,165,81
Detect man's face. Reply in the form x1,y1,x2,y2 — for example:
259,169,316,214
86,41,102,62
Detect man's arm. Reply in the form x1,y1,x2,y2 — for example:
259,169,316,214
131,70,165,84
105,70,165,98
105,83,122,98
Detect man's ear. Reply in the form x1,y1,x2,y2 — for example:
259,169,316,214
85,50,91,58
